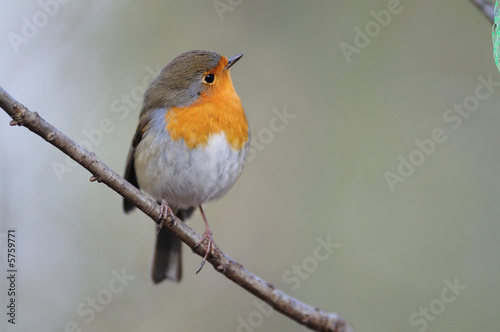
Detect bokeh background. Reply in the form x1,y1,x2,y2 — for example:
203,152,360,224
1,1,499,331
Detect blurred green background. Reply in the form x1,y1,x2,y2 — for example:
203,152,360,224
1,1,499,331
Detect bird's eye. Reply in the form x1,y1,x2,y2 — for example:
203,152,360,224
204,74,215,84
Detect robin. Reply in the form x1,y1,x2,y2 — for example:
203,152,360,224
123,50,249,284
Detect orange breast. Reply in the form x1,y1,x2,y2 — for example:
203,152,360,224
165,69,249,150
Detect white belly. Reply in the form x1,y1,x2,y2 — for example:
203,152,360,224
134,114,248,208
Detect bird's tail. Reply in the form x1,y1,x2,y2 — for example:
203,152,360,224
151,207,194,284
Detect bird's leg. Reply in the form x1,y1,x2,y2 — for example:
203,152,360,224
194,205,214,273
156,198,173,233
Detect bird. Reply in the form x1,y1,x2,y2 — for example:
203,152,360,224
123,50,249,284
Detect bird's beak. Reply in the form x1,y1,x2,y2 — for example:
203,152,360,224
225,54,243,71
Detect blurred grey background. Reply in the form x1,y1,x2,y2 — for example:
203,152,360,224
1,1,499,331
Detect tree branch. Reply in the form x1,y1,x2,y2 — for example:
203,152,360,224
469,0,495,24
0,86,354,332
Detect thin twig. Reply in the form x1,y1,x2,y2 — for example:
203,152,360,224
0,86,354,332
469,0,495,24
